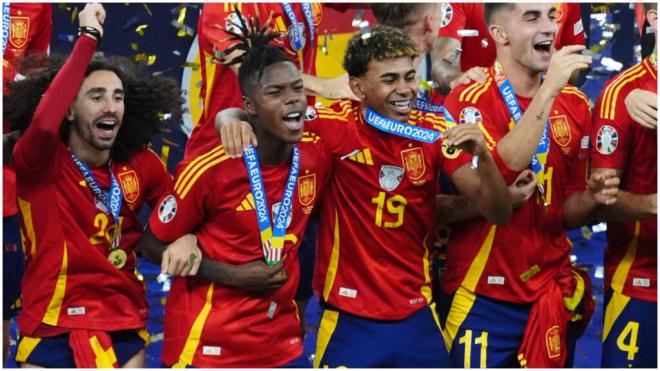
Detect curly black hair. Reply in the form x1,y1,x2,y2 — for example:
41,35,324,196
221,5,291,95
343,25,419,77
3,53,183,163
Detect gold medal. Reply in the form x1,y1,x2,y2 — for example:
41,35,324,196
108,249,127,269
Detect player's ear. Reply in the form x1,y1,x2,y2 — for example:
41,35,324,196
648,9,658,33
243,96,257,115
348,76,366,101
66,108,75,122
489,24,508,45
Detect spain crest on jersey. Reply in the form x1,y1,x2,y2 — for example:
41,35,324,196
9,16,29,49
545,325,562,359
596,125,618,155
298,173,316,206
379,165,404,192
549,115,571,147
400,147,426,180
118,170,140,204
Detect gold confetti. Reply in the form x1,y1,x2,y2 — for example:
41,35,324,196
176,6,187,37
135,24,149,37
147,55,157,66
181,61,200,70
70,6,78,24
131,43,139,51
133,53,147,62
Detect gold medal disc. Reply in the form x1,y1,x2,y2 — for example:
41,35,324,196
108,249,127,269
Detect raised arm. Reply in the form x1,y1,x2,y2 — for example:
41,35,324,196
495,45,591,171
13,3,104,171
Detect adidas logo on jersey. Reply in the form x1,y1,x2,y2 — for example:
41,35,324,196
236,193,256,211
341,148,373,165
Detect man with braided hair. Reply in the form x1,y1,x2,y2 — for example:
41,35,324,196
217,25,512,367
3,3,196,368
140,10,333,368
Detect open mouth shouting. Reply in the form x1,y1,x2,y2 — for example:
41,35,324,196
282,110,304,131
533,39,554,58
94,116,120,140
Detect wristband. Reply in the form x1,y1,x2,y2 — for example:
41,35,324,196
77,26,102,44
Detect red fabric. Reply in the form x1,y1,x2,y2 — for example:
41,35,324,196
14,36,172,337
3,3,51,94
3,165,18,216
518,265,595,367
437,3,495,72
151,136,332,367
311,100,471,320
517,280,571,367
554,3,585,49
185,3,321,159
591,57,657,302
441,66,592,303
69,330,119,368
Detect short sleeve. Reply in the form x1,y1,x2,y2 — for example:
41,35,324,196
444,89,520,184
438,3,467,43
139,149,174,209
555,3,586,49
30,4,52,55
149,160,209,243
590,85,631,172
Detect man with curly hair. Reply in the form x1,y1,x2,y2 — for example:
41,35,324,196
4,4,196,367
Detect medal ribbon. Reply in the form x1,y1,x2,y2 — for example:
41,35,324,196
413,98,479,168
69,151,123,249
243,145,300,265
365,107,442,143
281,3,315,52
2,2,10,56
493,60,550,197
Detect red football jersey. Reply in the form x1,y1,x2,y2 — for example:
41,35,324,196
437,3,495,72
554,3,586,48
3,3,52,216
311,100,471,320
437,3,584,72
185,3,322,159
150,138,332,367
590,56,657,303
13,36,172,336
441,66,592,303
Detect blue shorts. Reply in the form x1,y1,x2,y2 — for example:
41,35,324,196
314,303,450,367
438,287,531,367
3,214,24,319
601,289,657,368
162,353,310,368
15,329,148,367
